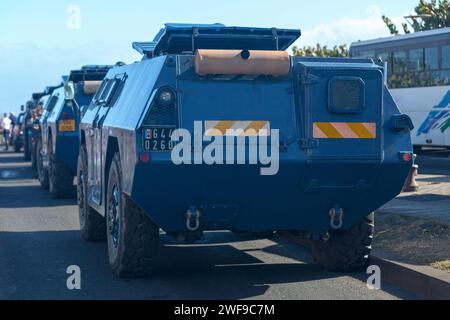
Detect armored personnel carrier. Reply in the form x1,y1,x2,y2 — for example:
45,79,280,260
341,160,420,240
78,23,414,278
39,66,112,198
23,93,46,162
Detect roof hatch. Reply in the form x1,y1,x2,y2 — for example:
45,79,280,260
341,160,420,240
68,65,117,82
133,23,301,57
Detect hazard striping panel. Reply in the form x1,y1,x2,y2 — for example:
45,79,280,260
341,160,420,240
313,122,376,139
205,121,270,137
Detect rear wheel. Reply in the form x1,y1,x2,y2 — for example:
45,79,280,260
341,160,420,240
106,153,160,278
24,131,31,161
77,145,106,242
310,213,374,272
31,137,38,176
36,139,49,190
49,139,76,199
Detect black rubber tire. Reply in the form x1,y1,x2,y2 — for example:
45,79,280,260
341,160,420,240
31,139,38,176
48,140,76,199
36,139,49,190
14,143,21,153
106,153,159,278
310,213,374,272
77,145,106,242
24,133,31,161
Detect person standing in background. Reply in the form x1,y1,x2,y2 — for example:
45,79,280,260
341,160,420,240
2,113,12,151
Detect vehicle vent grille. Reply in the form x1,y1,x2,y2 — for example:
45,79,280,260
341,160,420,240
144,102,177,126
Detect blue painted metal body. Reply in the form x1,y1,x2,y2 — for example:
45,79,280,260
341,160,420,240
43,66,112,175
80,24,413,233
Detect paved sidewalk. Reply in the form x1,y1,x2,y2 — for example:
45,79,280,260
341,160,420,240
379,156,450,224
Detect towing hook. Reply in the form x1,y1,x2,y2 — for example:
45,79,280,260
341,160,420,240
329,206,344,230
185,207,201,232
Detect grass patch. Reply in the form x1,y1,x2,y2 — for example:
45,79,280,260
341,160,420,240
431,261,450,272
374,212,450,273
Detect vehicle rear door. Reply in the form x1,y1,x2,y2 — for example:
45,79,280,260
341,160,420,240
299,61,383,161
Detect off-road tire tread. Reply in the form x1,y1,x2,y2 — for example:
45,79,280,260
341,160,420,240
311,213,374,272
49,151,76,199
109,153,159,279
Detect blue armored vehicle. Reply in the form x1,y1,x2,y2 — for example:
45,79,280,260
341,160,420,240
24,93,46,162
78,24,414,278
38,66,112,198
12,108,26,153
36,85,62,186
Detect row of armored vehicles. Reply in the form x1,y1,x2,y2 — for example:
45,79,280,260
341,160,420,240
20,23,414,278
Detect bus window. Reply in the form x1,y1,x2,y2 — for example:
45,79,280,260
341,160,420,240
393,51,407,74
355,50,374,58
409,49,424,72
442,45,450,69
379,52,393,75
442,71,450,85
424,47,439,70
377,52,391,62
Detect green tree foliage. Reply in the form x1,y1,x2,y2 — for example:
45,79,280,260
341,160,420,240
383,0,450,34
292,44,349,57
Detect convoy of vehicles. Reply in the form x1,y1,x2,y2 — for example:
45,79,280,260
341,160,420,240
37,66,113,199
35,85,63,187
10,23,416,279
23,92,46,162
11,111,25,152
350,27,450,150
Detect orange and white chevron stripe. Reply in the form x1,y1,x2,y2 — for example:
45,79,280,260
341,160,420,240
205,121,270,137
313,122,377,139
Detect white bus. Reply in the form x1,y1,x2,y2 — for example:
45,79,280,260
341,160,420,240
350,28,450,150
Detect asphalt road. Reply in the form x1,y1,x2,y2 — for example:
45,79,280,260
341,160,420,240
0,151,419,300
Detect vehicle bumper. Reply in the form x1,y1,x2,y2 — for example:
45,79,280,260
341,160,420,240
130,158,410,233
55,134,80,175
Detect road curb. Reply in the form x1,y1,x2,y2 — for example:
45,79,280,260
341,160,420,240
370,252,450,300
282,233,450,300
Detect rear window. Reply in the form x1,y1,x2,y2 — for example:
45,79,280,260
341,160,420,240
328,77,365,114
442,45,450,69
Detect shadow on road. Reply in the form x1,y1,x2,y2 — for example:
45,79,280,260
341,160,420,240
0,184,76,208
0,229,418,300
0,230,330,300
0,155,28,164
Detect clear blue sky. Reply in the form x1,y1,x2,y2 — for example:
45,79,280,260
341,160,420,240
0,0,418,115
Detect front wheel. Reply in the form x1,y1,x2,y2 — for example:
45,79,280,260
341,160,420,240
49,140,76,199
106,153,160,278
310,213,375,272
